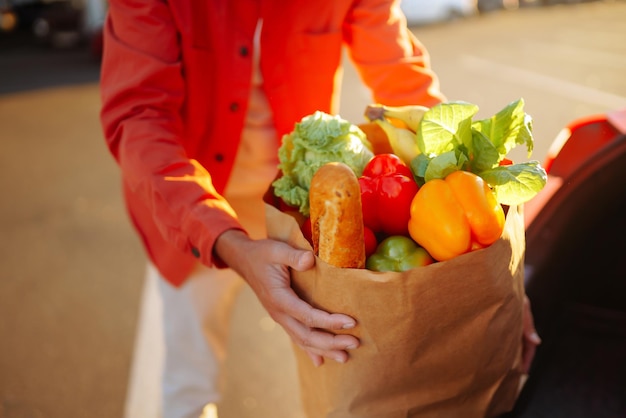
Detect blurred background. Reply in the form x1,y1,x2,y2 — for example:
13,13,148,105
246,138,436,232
1,0,625,417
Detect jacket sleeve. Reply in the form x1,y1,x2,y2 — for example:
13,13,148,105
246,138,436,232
99,0,244,270
343,0,446,107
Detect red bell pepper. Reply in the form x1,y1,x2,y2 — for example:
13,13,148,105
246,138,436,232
358,154,419,237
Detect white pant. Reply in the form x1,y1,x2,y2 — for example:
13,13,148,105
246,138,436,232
124,191,275,418
124,262,244,418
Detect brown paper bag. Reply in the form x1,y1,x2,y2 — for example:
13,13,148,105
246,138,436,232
265,202,526,418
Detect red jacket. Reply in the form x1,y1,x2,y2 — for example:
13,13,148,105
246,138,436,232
100,0,445,287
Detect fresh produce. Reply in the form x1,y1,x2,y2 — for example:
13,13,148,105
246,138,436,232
273,111,374,217
363,226,378,257
356,122,395,155
309,162,366,269
408,99,547,205
367,103,429,132
358,154,418,237
272,98,547,271
366,99,547,206
366,235,434,272
408,170,505,262
364,104,428,165
365,98,546,262
372,120,419,166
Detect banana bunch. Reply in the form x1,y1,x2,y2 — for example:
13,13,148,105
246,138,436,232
364,104,429,165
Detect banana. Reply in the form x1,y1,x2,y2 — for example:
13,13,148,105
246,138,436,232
364,104,429,133
374,118,420,165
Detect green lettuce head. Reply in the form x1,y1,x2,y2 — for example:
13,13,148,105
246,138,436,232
272,111,374,216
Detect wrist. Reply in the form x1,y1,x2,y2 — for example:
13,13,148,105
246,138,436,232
214,229,251,269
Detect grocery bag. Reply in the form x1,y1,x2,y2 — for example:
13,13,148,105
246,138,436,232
265,201,526,418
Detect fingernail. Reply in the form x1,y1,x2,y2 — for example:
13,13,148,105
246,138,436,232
310,357,322,368
298,251,314,269
342,322,355,330
531,332,542,344
346,344,357,350
335,356,346,364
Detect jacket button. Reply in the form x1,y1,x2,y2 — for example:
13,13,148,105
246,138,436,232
239,46,249,57
215,153,224,162
229,102,239,112
191,246,201,258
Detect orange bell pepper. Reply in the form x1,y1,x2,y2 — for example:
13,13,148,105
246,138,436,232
408,170,505,261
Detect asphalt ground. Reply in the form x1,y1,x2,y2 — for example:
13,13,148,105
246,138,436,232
2,2,626,417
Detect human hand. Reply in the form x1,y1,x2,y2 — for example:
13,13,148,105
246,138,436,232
521,295,541,374
214,230,360,367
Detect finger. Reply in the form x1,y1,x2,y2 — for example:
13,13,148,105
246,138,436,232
299,343,350,365
523,296,542,345
521,296,541,374
271,242,315,272
291,249,315,271
522,339,537,374
275,286,357,331
305,350,324,367
267,242,355,330
525,329,542,345
281,315,359,363
285,313,360,351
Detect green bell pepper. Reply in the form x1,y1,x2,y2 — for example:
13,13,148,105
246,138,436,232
366,235,434,272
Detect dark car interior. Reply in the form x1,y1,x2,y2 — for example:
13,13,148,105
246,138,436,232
505,117,626,417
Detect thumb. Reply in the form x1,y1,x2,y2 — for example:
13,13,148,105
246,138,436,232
289,248,315,272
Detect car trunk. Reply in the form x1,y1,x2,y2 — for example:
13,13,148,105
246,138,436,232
504,119,626,417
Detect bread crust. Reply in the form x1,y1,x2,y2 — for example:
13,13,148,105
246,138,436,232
309,162,366,268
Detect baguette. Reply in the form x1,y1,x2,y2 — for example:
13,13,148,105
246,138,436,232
309,162,366,268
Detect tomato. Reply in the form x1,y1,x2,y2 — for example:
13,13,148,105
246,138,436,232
364,226,378,257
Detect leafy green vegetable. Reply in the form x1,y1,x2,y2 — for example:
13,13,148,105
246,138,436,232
409,98,547,205
417,101,478,155
272,111,374,216
480,161,548,206
472,98,534,159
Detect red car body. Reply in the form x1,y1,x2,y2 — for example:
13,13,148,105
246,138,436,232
507,107,626,417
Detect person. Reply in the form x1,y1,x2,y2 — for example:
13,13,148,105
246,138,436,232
99,1,541,417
